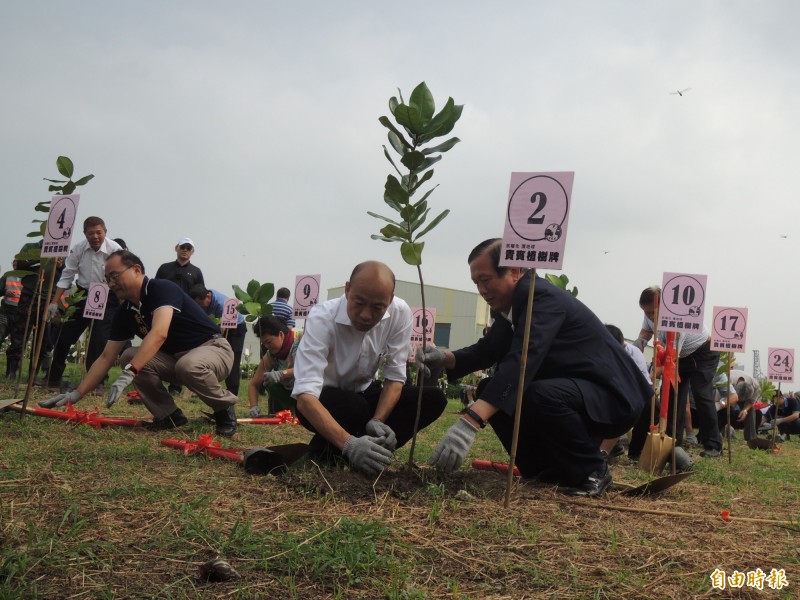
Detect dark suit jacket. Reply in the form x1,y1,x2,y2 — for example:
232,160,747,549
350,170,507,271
448,272,650,426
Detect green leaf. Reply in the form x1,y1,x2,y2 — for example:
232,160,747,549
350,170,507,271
255,283,275,304
15,247,41,261
27,230,41,238
387,131,408,156
380,223,411,241
34,203,51,213
414,185,439,205
367,211,402,226
382,146,402,176
385,175,409,206
400,204,416,223
421,136,460,155
48,185,63,192
400,151,425,171
409,206,431,231
232,285,251,302
408,82,435,127
56,156,74,178
235,304,249,315
74,174,94,186
415,155,442,173
383,191,402,213
243,301,262,316
43,178,67,184
246,279,260,298
393,103,424,136
62,181,76,195
409,170,435,194
419,99,463,142
400,241,424,266
3,269,37,278
389,96,399,114
414,209,449,240
370,234,404,243
378,116,413,149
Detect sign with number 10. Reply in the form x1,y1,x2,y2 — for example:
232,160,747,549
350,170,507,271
658,272,707,333
499,172,574,270
710,306,748,353
767,347,794,383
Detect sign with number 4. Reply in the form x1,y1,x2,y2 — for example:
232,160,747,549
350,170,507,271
42,195,80,258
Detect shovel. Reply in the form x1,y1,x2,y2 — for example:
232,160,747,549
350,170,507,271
619,471,695,497
0,398,23,411
747,438,779,451
243,443,309,475
640,331,678,474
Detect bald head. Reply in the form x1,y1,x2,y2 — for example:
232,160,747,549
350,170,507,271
345,261,395,331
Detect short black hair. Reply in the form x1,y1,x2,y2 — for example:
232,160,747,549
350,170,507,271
639,286,661,307
467,238,509,275
277,287,291,300
253,315,289,337
83,216,107,232
108,249,145,274
605,324,625,346
188,284,210,300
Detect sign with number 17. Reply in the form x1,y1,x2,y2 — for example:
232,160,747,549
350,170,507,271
710,306,748,353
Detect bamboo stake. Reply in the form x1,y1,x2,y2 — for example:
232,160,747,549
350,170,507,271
504,269,536,508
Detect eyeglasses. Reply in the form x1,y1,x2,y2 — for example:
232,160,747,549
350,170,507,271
105,265,133,285
179,244,193,251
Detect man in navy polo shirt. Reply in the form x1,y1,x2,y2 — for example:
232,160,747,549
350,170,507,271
39,250,239,436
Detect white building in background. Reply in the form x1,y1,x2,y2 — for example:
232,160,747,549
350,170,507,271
327,280,490,350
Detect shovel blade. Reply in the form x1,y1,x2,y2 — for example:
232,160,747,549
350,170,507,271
0,398,23,410
639,431,674,475
621,471,695,497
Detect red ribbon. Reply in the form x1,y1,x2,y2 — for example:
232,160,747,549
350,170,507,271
658,332,680,420
161,435,245,463
720,510,731,522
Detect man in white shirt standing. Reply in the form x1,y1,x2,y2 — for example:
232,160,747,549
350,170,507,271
292,261,447,476
41,216,122,390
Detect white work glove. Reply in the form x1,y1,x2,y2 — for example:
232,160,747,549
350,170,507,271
342,435,393,476
47,303,60,322
428,418,478,472
38,389,82,409
106,370,135,408
365,418,397,451
414,344,446,377
248,405,261,418
262,370,282,385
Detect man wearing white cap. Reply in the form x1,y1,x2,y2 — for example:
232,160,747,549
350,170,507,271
155,237,205,294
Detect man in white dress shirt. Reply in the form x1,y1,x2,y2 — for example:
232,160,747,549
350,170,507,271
292,261,447,475
41,216,122,389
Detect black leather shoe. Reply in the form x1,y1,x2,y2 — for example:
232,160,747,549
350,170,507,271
214,406,237,437
562,465,612,497
146,408,189,431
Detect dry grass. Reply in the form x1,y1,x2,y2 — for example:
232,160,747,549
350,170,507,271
1,382,798,599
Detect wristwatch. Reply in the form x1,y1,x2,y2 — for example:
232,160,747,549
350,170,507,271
124,363,139,375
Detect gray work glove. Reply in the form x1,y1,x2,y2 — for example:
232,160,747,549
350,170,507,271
262,370,282,385
365,418,397,451
248,405,261,418
428,417,478,472
46,303,60,322
38,389,82,409
414,344,446,377
342,435,393,476
106,370,135,408
633,338,647,352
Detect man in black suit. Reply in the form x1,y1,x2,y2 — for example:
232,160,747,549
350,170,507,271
418,239,651,496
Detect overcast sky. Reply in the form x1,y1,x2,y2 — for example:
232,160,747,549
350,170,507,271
1,2,797,377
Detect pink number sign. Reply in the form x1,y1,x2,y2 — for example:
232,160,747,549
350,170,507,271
220,298,240,329
658,272,707,333
710,306,748,353
500,172,574,270
767,347,794,383
42,195,80,258
82,283,109,320
293,274,321,319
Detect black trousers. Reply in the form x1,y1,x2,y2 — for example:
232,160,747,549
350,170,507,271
480,377,623,486
630,340,722,456
297,381,447,458
223,321,247,396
